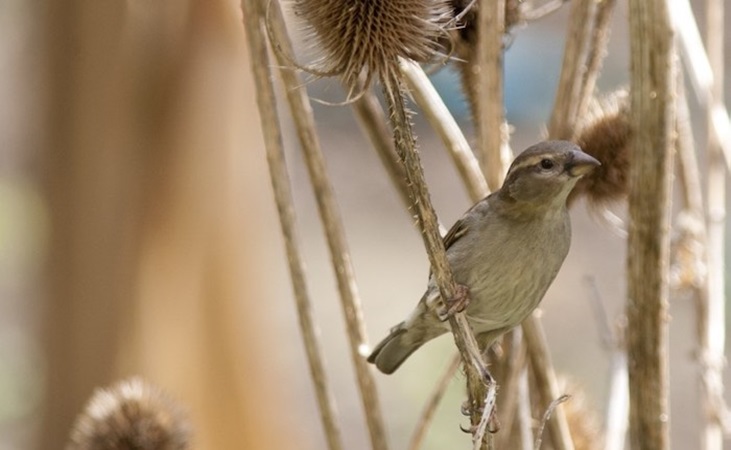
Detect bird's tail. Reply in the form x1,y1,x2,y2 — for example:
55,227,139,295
367,320,442,374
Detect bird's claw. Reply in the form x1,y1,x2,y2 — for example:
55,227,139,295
459,400,501,434
437,284,471,321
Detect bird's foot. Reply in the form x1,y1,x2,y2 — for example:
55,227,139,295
437,284,471,321
459,401,501,434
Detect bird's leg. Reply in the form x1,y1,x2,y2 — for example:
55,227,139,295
458,400,501,434
437,283,471,321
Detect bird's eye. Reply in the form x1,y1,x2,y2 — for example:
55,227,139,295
539,159,555,170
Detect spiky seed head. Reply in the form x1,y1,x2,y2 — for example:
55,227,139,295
294,0,452,92
67,378,190,450
568,90,631,208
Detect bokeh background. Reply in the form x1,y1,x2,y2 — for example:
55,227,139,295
1,0,730,448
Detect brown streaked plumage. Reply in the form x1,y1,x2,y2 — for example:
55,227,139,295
368,141,600,374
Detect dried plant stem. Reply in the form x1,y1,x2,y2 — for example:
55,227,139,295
522,314,575,450
399,60,488,200
548,0,594,139
241,4,344,450
352,92,413,209
534,395,571,450
382,70,493,449
604,349,629,450
671,0,731,172
408,355,461,450
477,0,510,190
701,0,728,448
241,4,345,450
626,0,675,447
573,0,617,133
496,331,529,449
263,2,389,449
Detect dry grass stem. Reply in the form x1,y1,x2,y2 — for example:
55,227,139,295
408,355,461,450
547,0,594,139
241,3,345,450
382,72,495,448
534,395,571,450
670,0,731,172
472,384,499,450
626,0,675,446
263,2,389,449
700,0,729,447
522,315,575,450
604,350,629,450
477,0,510,191
496,332,530,449
573,0,618,134
399,60,488,200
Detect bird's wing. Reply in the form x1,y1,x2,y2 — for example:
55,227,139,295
442,216,469,251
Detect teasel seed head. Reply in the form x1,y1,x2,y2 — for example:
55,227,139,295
568,89,631,209
294,0,453,93
67,377,190,450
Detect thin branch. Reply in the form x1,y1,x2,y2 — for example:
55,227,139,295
240,3,344,450
399,60,488,200
670,0,731,172
547,0,594,139
573,0,617,134
477,0,510,190
604,349,629,450
473,384,499,450
701,0,728,447
263,3,389,449
626,0,675,446
496,331,530,450
522,314,575,450
408,355,461,450
534,395,571,450
382,68,494,449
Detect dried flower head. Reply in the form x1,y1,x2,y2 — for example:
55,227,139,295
68,378,190,450
569,90,631,208
293,0,453,93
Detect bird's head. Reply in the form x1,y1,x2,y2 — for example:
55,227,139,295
498,141,601,214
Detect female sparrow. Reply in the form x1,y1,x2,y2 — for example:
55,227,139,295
368,140,600,374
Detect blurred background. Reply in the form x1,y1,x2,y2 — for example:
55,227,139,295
1,0,730,449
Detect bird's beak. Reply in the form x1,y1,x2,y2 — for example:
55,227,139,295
566,151,601,177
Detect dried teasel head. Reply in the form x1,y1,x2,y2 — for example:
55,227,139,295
568,89,631,209
293,0,453,94
67,378,190,450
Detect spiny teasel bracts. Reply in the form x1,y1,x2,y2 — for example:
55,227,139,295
67,377,190,450
294,0,453,93
569,90,631,209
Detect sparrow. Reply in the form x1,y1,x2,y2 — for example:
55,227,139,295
368,140,600,374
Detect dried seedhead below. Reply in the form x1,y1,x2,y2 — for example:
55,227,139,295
67,377,190,450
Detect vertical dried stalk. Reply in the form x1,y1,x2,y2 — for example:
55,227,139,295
382,72,494,448
548,0,594,139
522,314,575,450
574,0,617,133
626,0,675,447
701,0,727,448
240,3,344,450
263,3,389,449
477,0,510,190
671,0,731,171
604,349,629,450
